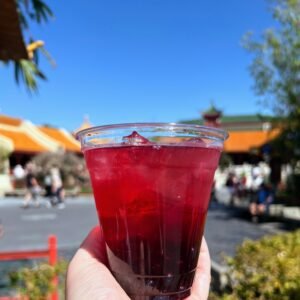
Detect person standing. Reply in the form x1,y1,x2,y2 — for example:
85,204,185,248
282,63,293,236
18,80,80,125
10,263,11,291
13,164,25,180
50,166,65,209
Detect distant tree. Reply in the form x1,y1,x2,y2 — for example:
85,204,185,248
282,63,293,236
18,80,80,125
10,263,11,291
0,145,11,174
242,0,300,161
32,152,90,189
219,153,233,171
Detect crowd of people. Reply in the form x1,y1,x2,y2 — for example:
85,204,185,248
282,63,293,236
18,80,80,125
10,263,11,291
13,162,66,209
224,165,275,222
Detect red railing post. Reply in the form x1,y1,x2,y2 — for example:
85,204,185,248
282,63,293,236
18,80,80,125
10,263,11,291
0,235,59,300
48,235,58,300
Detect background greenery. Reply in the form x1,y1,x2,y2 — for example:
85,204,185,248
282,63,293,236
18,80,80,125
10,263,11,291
210,230,300,300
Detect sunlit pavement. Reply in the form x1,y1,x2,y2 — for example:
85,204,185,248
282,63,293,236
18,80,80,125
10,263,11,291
0,196,98,261
0,196,283,264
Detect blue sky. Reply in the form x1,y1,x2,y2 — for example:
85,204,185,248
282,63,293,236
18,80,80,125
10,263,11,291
1,0,275,131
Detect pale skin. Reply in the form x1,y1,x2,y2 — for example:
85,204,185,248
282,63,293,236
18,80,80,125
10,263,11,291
67,226,211,300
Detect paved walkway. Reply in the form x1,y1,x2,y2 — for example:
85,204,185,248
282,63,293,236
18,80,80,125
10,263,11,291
205,204,286,264
1,196,294,295
0,197,288,263
0,196,98,252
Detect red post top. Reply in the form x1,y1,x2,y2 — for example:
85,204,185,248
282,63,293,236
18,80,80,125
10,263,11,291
48,234,57,265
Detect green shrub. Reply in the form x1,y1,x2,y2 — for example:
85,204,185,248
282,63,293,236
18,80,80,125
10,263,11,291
32,151,90,189
219,153,232,171
211,230,300,300
9,260,67,300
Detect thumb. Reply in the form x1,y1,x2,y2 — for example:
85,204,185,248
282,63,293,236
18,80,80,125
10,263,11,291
186,237,211,300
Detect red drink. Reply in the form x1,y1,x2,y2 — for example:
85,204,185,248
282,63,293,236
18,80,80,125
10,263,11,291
84,137,222,299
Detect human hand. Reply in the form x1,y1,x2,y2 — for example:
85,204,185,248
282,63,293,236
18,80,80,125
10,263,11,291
67,226,211,300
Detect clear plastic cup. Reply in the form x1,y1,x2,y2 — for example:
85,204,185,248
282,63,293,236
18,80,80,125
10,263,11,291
77,123,228,299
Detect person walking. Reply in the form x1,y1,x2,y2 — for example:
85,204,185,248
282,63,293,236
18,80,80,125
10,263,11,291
22,162,41,208
50,166,65,209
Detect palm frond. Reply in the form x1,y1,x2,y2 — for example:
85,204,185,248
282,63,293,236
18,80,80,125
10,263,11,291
40,46,56,67
14,60,47,93
31,0,53,23
12,0,54,92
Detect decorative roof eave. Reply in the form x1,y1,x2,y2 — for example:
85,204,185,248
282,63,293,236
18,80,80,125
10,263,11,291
202,103,222,116
21,121,61,151
0,127,49,152
39,126,81,152
0,114,22,126
0,114,82,153
0,121,62,153
224,129,281,153
59,128,81,151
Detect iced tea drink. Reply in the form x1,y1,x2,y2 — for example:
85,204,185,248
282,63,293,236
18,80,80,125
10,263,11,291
77,124,227,299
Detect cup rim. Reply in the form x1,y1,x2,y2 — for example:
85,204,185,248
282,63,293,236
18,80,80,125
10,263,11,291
76,122,229,142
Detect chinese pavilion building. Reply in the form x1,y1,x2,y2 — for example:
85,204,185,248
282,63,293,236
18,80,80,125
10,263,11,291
181,105,281,164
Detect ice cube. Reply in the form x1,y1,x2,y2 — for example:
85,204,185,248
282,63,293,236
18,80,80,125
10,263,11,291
122,131,151,145
181,137,207,147
184,137,223,149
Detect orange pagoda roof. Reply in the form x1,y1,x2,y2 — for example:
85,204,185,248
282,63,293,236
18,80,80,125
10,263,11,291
0,129,49,152
224,129,281,153
0,115,22,126
0,114,80,154
39,126,80,152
